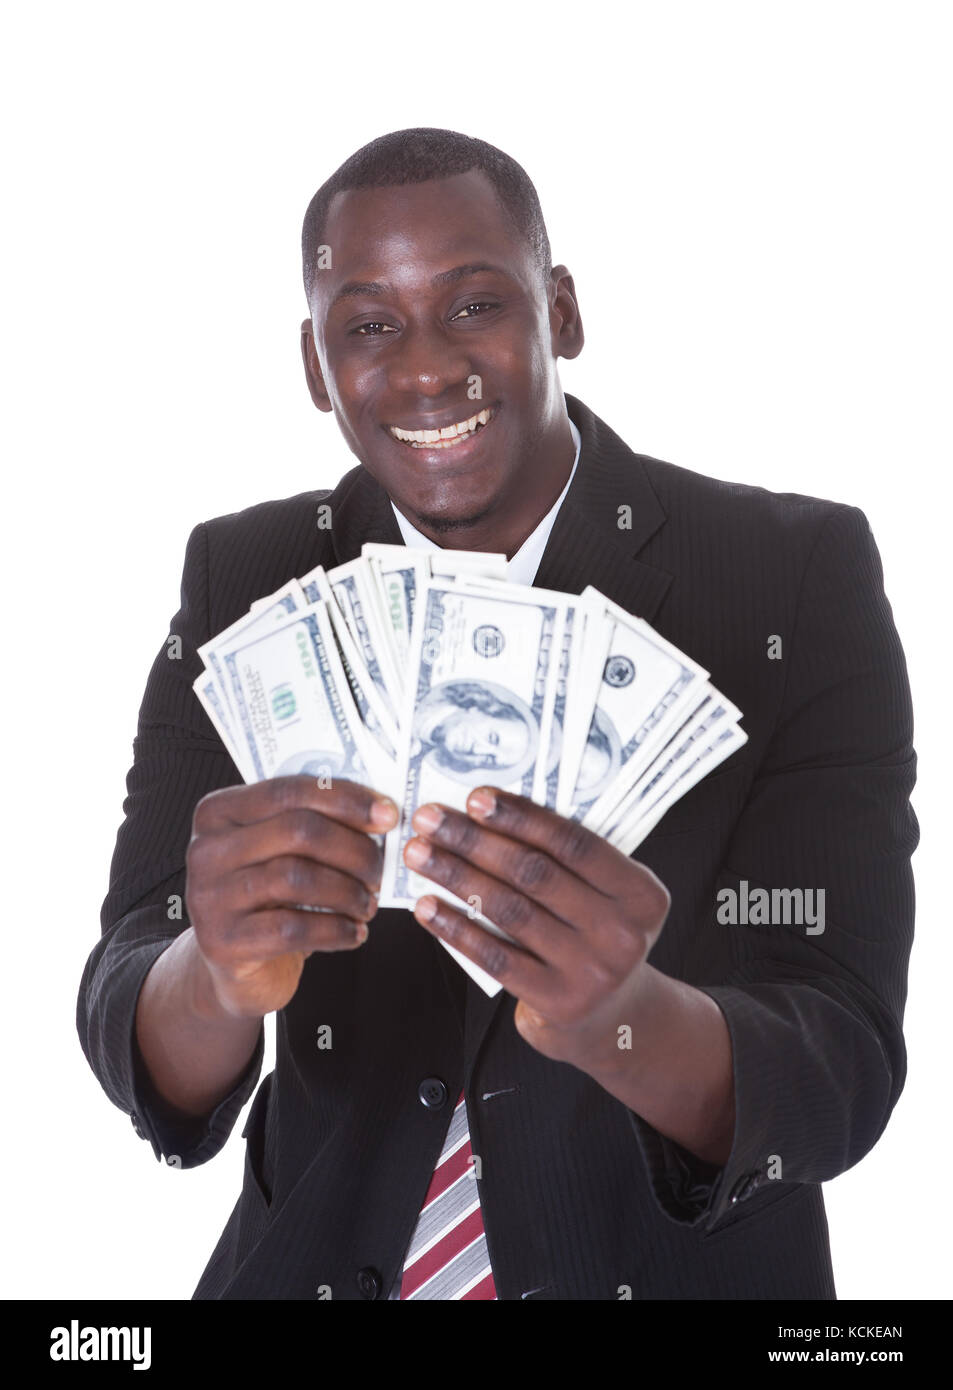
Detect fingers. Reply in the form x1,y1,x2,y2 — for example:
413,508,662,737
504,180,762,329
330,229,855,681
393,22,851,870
405,795,671,975
463,789,672,922
414,892,644,1030
190,809,386,894
185,777,397,973
202,906,372,967
408,804,609,930
188,776,399,902
192,775,398,835
404,835,576,968
413,895,551,998
461,788,637,896
199,854,379,922
184,778,399,1014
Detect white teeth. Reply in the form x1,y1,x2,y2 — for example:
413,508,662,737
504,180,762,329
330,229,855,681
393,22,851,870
389,408,491,446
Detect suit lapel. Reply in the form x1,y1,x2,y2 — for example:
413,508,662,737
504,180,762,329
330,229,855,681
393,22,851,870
324,394,674,1071
326,459,404,566
534,394,672,625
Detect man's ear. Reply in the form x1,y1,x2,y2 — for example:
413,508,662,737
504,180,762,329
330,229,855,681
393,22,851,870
548,266,584,362
300,318,333,412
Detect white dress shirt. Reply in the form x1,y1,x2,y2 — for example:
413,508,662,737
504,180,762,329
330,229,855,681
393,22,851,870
389,417,581,586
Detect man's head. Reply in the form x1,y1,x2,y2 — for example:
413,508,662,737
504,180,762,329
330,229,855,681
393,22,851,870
302,128,552,310
299,128,583,552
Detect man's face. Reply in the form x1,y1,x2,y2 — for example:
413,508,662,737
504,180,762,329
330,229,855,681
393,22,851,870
303,169,581,534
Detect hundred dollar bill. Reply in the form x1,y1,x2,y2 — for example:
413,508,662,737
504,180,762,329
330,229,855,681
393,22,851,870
193,672,254,782
376,565,581,810
596,690,741,839
197,579,306,724
607,713,748,856
571,590,710,828
221,600,381,787
360,543,427,671
326,558,404,720
299,563,398,760
380,578,570,913
360,544,510,671
554,596,614,814
538,596,604,808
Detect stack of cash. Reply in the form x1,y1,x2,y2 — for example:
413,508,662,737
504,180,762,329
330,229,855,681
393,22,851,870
193,544,745,991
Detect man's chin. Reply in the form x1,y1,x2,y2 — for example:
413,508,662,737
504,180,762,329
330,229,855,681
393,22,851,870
390,483,501,536
410,505,496,535
368,434,509,538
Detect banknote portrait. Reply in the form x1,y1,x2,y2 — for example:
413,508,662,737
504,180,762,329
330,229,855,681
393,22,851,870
572,705,621,804
411,679,539,784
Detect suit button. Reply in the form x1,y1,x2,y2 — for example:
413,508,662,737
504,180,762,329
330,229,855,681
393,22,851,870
417,1077,448,1109
729,1173,760,1204
356,1267,382,1300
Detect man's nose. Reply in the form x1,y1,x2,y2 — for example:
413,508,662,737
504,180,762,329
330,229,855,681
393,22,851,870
386,320,473,398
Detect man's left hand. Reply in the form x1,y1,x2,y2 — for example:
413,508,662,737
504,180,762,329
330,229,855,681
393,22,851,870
403,788,671,1073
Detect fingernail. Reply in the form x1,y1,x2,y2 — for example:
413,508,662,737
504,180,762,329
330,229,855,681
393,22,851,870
468,788,496,818
413,803,443,834
371,797,399,829
404,838,429,868
415,896,437,922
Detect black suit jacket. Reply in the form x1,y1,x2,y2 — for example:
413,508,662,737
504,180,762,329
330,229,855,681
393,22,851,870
77,393,918,1300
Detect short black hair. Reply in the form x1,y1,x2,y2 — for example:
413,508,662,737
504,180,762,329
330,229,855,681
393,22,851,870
301,127,552,309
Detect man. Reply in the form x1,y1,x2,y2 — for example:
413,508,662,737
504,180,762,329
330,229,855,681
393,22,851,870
77,127,918,1300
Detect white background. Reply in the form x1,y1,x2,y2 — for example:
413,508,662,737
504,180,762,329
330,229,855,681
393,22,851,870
2,1,948,1301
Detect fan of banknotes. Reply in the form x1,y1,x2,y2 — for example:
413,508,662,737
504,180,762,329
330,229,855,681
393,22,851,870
193,544,746,994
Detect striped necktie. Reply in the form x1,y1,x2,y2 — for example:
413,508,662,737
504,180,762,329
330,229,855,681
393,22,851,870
399,1089,497,1300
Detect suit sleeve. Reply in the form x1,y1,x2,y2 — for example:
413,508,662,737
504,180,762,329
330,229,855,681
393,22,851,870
76,521,264,1169
628,503,918,1233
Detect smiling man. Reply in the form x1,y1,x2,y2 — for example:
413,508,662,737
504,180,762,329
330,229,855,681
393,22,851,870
301,161,579,559
77,127,917,1301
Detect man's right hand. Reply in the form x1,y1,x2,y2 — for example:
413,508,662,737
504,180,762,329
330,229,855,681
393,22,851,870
185,775,399,1020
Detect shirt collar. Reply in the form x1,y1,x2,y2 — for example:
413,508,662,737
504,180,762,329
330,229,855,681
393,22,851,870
389,416,582,586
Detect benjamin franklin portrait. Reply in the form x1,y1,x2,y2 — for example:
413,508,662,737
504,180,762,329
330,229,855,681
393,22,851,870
411,680,540,786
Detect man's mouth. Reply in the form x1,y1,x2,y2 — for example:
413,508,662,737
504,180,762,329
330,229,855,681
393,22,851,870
387,406,494,449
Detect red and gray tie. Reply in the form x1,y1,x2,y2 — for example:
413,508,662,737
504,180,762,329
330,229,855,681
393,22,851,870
399,1089,497,1299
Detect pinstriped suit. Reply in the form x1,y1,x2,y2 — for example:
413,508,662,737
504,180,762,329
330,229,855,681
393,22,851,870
77,392,918,1299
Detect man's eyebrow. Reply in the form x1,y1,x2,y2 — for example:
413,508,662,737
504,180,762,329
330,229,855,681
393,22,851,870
331,262,512,307
430,262,512,288
332,280,389,305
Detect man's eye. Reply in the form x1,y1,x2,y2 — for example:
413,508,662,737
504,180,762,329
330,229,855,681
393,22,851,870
353,322,395,336
452,302,497,319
